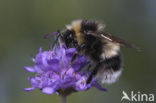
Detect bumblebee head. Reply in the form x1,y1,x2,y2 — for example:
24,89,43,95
61,29,78,48
61,19,105,48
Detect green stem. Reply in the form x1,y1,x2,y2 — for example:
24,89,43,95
61,96,67,103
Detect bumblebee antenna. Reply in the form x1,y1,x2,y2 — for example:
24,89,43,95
44,30,61,50
51,31,61,50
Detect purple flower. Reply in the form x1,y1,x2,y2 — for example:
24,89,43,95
24,44,106,96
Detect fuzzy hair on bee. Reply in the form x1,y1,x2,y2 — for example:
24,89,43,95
58,19,138,84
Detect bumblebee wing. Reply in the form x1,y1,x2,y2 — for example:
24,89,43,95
101,32,140,50
86,31,140,51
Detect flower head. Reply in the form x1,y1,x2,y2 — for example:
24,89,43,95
24,42,106,96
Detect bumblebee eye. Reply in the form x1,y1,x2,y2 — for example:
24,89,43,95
61,29,78,48
69,34,72,38
67,34,73,39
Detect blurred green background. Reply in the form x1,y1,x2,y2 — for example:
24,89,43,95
0,0,156,103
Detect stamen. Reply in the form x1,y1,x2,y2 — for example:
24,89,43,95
48,51,53,59
72,71,75,76
82,77,86,84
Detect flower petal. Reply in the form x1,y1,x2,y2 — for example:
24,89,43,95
39,47,42,53
24,88,35,91
24,66,35,72
42,87,55,95
47,59,60,72
66,48,76,54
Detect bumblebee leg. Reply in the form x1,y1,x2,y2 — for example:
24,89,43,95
67,43,86,69
51,32,61,49
87,62,101,84
68,53,78,68
86,64,91,71
64,53,78,76
76,43,85,52
70,43,85,64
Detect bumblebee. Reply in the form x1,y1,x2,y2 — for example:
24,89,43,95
53,19,139,84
